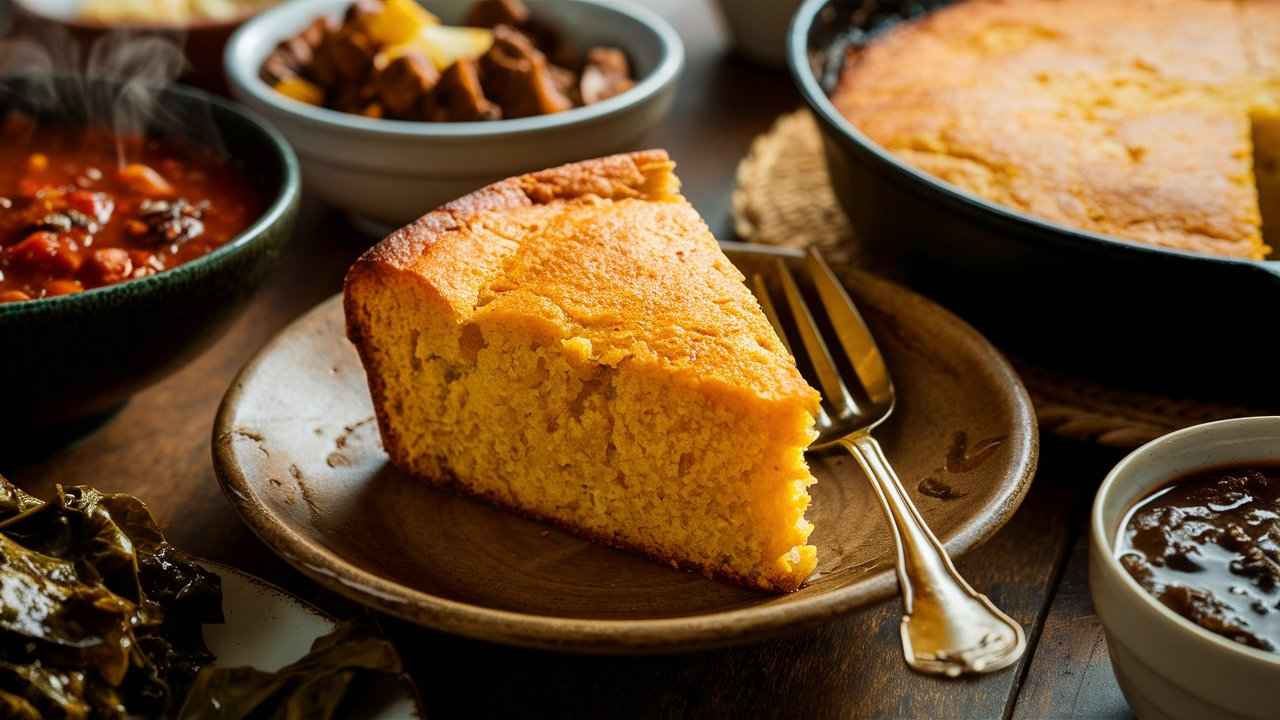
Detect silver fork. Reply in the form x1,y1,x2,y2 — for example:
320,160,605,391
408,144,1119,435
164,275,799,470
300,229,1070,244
749,248,1025,678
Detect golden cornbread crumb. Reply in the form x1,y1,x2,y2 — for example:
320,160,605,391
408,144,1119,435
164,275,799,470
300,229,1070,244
834,0,1280,258
344,151,821,592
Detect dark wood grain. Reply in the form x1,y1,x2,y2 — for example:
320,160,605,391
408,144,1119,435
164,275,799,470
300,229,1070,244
1013,535,1134,720
0,1,1135,717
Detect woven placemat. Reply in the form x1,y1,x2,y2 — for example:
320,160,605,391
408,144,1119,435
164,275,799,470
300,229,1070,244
733,110,1264,449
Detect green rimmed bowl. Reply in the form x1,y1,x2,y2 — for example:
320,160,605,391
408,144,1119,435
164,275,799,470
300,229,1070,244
0,77,299,446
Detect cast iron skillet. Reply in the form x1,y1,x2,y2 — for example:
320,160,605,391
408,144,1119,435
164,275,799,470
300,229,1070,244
790,0,1280,404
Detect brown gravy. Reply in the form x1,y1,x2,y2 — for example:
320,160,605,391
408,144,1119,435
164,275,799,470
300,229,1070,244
1117,464,1280,653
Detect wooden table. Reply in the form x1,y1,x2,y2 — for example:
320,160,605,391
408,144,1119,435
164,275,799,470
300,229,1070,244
5,2,1139,717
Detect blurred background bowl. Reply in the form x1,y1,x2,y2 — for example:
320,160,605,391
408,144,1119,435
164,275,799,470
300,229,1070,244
9,0,282,93
224,0,683,233
0,76,298,445
714,0,801,68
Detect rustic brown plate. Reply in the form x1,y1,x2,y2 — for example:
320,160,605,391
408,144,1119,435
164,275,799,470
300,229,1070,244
212,242,1038,653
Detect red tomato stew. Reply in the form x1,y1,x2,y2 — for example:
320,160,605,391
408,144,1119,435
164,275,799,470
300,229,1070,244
0,113,264,304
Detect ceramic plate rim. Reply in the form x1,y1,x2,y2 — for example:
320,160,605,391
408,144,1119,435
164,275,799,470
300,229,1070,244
193,559,424,718
196,557,335,623
213,243,1039,653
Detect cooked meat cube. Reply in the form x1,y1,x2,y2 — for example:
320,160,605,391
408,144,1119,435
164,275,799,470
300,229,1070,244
375,52,439,117
300,16,335,47
464,0,529,28
260,34,317,84
281,34,317,67
261,52,297,85
580,47,634,104
315,27,377,86
308,35,340,86
308,59,333,87
331,82,378,113
480,25,572,118
424,59,501,121
263,17,336,85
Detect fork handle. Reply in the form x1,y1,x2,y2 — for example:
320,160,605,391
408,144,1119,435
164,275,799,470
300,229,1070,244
840,432,1025,676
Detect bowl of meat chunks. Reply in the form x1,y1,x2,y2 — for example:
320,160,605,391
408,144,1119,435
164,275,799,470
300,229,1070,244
224,0,683,230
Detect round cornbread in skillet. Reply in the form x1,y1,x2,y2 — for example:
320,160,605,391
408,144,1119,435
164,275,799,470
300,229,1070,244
343,151,821,593
833,0,1280,259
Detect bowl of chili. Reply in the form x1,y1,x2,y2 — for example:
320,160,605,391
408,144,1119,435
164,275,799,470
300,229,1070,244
0,75,299,445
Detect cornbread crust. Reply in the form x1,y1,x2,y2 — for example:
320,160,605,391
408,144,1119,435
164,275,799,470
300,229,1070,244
345,151,822,592
833,0,1280,258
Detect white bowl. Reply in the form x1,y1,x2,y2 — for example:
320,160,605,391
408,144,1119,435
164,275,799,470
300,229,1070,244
224,0,683,229
1090,417,1280,720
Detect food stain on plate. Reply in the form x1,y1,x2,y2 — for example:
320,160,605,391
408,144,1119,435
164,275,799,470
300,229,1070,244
946,431,1005,473
918,477,967,501
913,432,1005,501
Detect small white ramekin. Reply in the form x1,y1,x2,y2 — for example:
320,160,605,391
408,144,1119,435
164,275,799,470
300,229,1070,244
1090,416,1280,720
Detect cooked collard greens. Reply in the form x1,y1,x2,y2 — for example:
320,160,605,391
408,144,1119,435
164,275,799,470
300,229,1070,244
0,475,412,719
178,621,406,720
0,474,222,718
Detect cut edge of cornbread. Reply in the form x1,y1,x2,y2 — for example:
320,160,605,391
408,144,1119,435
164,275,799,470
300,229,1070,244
1248,74,1280,241
1242,0,1280,251
344,151,821,593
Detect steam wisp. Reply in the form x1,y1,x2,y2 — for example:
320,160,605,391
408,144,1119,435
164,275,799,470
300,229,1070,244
0,22,223,165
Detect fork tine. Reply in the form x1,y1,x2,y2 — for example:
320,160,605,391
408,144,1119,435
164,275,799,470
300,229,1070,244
751,273,793,354
803,248,894,408
771,258,858,417
751,273,833,429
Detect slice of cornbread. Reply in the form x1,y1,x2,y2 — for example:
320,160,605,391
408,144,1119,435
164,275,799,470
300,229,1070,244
344,151,821,592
